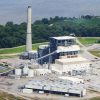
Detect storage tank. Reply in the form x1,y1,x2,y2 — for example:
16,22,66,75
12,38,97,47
23,67,29,75
15,69,22,76
28,69,34,77
22,64,29,75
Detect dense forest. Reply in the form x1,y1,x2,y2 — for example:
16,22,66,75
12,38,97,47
0,15,100,48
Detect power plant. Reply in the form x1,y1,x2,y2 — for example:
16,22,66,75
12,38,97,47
1,6,100,99
16,6,91,97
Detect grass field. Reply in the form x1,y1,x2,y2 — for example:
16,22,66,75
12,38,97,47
0,55,18,59
90,97,100,100
0,42,48,54
89,50,100,57
0,37,99,55
78,37,100,45
0,91,25,100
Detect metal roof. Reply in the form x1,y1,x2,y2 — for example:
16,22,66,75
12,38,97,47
50,36,75,40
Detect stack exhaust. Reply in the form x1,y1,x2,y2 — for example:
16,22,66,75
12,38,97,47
20,6,38,59
26,6,32,52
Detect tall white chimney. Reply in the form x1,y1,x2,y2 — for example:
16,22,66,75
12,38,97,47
26,6,32,52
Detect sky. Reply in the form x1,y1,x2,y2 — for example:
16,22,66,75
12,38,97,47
0,0,100,24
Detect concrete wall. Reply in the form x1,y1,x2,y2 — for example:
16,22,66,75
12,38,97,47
54,62,90,75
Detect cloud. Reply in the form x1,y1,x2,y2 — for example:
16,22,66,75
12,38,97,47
0,0,100,24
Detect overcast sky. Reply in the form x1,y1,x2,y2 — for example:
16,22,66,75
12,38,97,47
0,0,100,24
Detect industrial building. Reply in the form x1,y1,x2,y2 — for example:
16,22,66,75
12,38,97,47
37,36,90,75
15,6,91,97
23,75,86,97
20,35,90,96
38,36,78,64
19,6,90,76
52,56,90,75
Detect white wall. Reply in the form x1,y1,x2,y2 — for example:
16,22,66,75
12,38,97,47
34,69,51,76
54,62,90,74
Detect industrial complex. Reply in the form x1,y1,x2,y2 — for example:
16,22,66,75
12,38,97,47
0,6,100,100
16,6,91,97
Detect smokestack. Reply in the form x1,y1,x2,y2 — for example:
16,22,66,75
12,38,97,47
26,6,32,52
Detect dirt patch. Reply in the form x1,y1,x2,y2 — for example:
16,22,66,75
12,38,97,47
0,91,25,100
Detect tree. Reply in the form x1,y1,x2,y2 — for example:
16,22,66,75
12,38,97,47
42,18,49,24
0,16,100,48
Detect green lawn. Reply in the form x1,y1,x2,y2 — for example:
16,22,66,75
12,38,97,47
0,42,48,54
78,37,100,45
0,46,25,54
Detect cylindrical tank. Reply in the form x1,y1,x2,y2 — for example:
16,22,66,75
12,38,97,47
15,69,22,76
23,67,29,75
28,69,34,77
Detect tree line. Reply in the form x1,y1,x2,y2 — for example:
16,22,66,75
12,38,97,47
0,15,100,48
